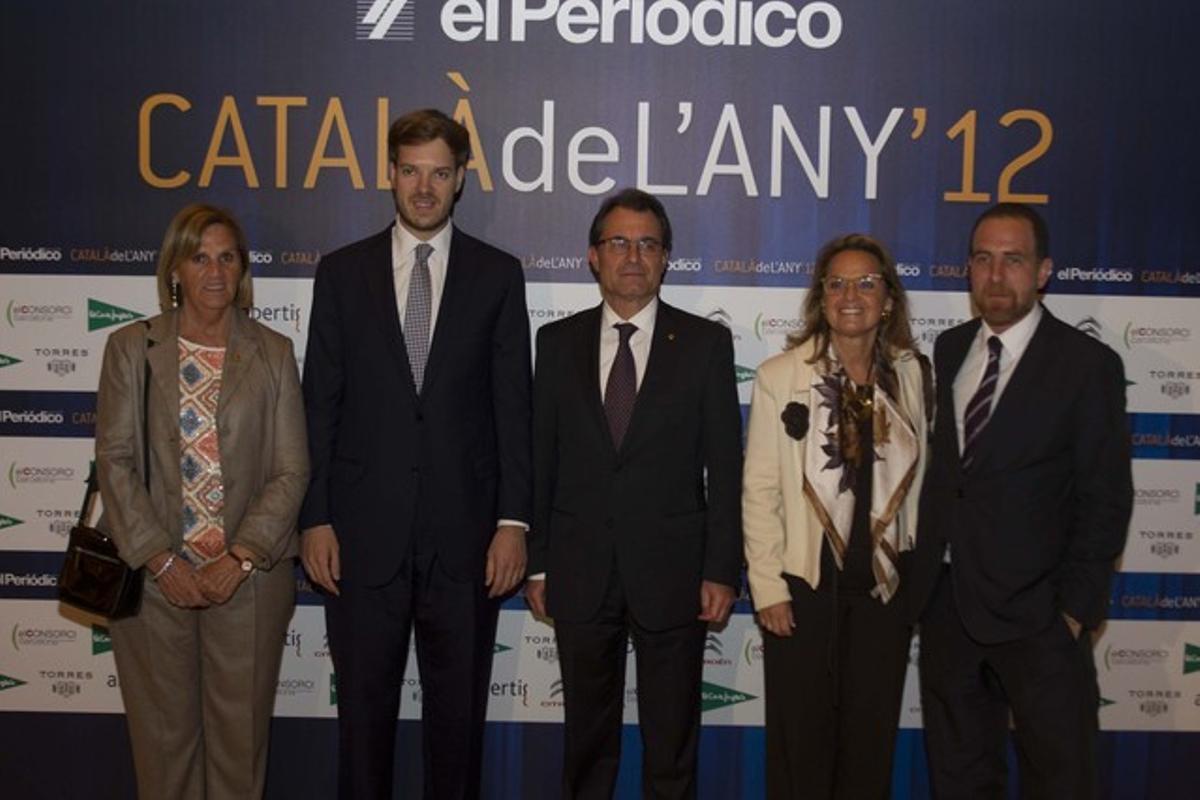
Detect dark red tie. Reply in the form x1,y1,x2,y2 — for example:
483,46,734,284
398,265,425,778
961,335,1002,470
604,323,637,448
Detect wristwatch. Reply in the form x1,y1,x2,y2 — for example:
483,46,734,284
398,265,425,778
227,552,256,574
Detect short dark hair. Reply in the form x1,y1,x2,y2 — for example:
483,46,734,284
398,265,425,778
969,202,1050,262
588,188,673,253
387,108,470,168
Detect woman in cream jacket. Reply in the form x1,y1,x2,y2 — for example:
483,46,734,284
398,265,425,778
743,234,930,799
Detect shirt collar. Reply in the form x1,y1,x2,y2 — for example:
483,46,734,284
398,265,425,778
393,217,453,263
981,301,1042,358
602,296,659,334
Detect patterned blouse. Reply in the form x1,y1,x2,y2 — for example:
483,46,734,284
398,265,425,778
178,338,226,566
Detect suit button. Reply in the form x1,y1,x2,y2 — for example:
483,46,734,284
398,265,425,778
955,488,964,499
415,413,424,422
605,518,614,528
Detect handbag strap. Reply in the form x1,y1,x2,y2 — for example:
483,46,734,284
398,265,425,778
79,322,153,526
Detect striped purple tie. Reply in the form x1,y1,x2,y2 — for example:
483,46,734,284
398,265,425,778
604,323,637,448
961,335,1002,470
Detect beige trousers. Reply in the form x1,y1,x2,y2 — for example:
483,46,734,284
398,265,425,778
110,561,295,799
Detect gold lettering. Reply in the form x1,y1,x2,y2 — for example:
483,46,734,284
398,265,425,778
138,93,191,188
257,96,308,188
199,96,260,188
304,97,365,189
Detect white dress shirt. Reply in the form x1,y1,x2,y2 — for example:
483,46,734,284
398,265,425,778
599,298,658,398
391,218,453,344
391,218,526,533
530,298,659,581
952,302,1043,453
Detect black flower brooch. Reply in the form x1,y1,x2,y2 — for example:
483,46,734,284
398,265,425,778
781,402,809,441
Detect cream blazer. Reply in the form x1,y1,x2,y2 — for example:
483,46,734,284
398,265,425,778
742,340,929,610
94,309,309,570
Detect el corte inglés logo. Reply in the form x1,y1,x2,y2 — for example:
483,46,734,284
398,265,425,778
700,680,756,712
0,673,27,692
1184,643,1200,675
0,513,24,531
0,353,20,368
87,298,144,332
92,625,113,655
493,642,512,654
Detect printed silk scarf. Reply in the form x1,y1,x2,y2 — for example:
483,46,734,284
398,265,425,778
801,352,920,603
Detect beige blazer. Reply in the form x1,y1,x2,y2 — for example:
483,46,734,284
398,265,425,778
742,340,929,610
95,308,309,570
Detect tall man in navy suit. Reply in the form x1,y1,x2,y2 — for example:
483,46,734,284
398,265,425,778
910,203,1132,798
526,189,743,799
300,109,532,799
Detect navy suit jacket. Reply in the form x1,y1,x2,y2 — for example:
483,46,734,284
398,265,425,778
909,307,1132,642
300,224,532,586
528,302,743,631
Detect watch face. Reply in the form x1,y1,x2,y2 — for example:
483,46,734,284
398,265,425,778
240,559,253,572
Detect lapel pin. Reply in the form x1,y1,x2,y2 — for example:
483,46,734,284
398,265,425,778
667,333,676,341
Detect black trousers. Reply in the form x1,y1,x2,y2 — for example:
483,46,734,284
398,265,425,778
554,566,707,800
918,567,1099,800
763,572,912,800
325,550,500,800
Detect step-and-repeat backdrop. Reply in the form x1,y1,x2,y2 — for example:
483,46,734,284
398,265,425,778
2,1,1198,796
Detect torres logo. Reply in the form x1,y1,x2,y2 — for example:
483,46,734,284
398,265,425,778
699,680,756,712
358,0,415,40
87,299,144,332
0,353,20,368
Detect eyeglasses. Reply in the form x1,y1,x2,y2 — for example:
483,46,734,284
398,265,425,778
596,237,665,258
821,273,884,294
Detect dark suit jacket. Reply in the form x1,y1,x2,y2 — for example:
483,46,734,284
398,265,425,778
300,224,532,586
528,301,743,631
909,307,1132,642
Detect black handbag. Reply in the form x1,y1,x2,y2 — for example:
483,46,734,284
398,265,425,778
58,334,151,618
58,465,143,618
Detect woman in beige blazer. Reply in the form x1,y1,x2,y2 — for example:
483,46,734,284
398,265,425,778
743,234,930,799
95,204,309,799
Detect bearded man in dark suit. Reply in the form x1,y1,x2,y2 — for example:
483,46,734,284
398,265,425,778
910,202,1132,799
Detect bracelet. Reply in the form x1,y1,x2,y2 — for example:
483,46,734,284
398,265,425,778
151,553,177,581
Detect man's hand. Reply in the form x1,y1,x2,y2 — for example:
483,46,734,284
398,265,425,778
525,578,547,619
301,525,341,596
485,525,527,598
698,580,736,624
146,550,210,609
756,600,795,637
1063,612,1083,640
196,553,249,605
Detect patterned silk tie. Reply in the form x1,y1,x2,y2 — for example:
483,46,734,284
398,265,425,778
404,242,433,393
604,323,638,449
961,335,1003,469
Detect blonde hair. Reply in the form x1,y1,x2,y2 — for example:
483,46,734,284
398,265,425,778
155,204,253,312
788,233,916,361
